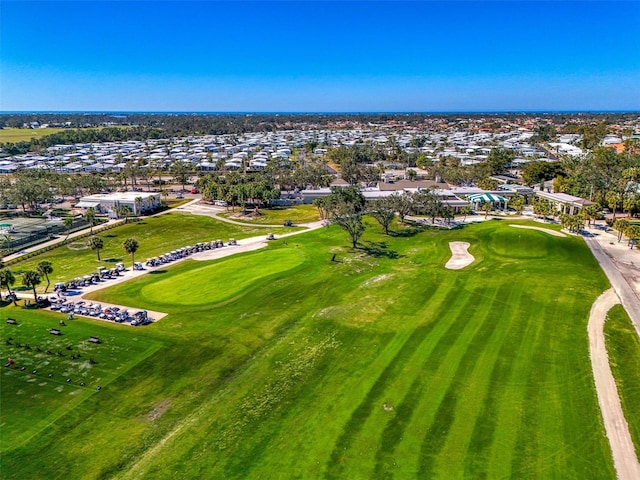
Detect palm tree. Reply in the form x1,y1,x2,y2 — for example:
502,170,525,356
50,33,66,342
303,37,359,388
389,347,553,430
613,219,630,242
510,193,525,215
135,196,143,215
459,205,473,222
84,207,97,234
123,238,139,265
21,270,41,304
2,233,13,250
625,225,640,249
481,201,492,219
116,204,132,223
0,269,17,305
37,261,53,293
88,236,104,260
63,216,74,239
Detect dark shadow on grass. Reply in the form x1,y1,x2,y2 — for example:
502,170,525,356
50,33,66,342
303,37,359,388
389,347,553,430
103,258,122,263
103,234,117,238
359,241,402,259
148,270,168,274
389,225,425,237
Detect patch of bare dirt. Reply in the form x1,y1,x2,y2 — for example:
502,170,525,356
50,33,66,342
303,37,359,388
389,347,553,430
145,399,171,422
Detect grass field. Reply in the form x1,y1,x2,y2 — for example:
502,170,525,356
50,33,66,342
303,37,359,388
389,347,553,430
0,219,616,479
0,127,66,143
0,310,162,448
10,213,300,290
605,304,640,457
220,204,320,225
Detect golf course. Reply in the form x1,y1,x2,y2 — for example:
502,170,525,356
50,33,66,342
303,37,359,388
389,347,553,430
0,218,620,479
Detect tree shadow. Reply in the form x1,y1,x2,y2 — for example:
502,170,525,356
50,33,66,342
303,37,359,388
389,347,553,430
103,234,117,238
103,258,123,263
358,241,402,259
148,270,168,274
388,225,425,237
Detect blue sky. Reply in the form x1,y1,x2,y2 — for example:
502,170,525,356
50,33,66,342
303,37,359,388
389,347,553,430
1,1,639,112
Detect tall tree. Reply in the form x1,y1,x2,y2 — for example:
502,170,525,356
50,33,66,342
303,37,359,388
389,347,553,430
171,160,191,192
509,193,525,215
63,216,74,240
36,261,53,293
331,214,366,249
613,219,629,242
0,269,17,305
88,236,104,260
486,148,516,175
84,207,97,234
21,270,41,304
123,238,139,265
481,201,492,219
323,187,367,248
368,197,396,235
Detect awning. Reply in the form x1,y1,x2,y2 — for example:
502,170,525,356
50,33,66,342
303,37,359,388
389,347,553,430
466,193,506,203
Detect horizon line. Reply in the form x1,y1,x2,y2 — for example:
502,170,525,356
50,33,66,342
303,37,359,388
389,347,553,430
2,110,639,116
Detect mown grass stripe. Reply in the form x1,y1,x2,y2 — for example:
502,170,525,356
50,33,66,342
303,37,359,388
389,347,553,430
510,297,561,478
417,283,511,478
324,280,464,480
338,281,491,480
372,284,523,479
461,285,529,478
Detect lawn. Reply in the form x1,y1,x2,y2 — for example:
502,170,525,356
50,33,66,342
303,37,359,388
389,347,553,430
0,127,66,143
0,307,162,449
605,304,640,457
9,213,300,290
0,219,616,479
220,204,321,225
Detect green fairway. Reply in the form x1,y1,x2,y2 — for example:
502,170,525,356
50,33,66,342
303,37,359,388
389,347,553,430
0,127,66,143
139,249,305,307
11,213,300,289
1,219,616,479
220,204,320,225
605,304,640,457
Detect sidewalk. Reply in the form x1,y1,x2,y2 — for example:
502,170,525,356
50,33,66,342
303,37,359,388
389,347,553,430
584,221,640,337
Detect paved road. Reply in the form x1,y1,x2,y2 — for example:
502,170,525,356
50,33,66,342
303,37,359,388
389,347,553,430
584,234,640,338
588,289,640,480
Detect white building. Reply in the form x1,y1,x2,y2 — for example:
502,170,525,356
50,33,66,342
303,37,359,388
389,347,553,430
75,192,161,215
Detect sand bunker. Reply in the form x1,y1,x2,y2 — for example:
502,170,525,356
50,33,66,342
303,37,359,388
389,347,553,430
445,242,474,270
509,224,566,237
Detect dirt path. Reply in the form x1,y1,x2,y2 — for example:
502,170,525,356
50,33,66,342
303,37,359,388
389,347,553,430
588,288,640,480
509,224,567,237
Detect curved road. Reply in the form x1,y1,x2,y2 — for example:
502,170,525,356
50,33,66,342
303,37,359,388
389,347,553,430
588,289,640,480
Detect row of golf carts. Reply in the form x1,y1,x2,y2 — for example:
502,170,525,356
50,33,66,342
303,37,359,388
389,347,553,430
145,239,237,267
49,300,150,325
54,262,129,292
